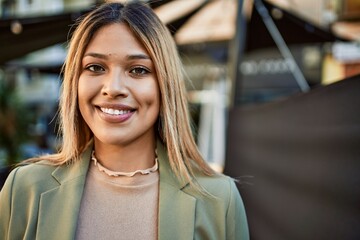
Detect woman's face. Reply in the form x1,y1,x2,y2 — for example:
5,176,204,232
78,23,160,147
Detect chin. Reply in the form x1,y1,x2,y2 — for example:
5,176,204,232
97,137,129,146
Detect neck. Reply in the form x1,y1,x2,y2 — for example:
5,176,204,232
93,137,157,172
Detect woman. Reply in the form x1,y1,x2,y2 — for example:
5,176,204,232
0,2,249,240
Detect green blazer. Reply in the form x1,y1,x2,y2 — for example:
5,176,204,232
0,142,249,240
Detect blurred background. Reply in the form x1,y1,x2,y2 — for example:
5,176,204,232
1,0,360,239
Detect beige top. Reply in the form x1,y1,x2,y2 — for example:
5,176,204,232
75,158,159,240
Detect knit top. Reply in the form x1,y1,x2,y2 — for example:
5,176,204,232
75,158,159,240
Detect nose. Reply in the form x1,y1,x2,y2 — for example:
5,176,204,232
101,69,128,98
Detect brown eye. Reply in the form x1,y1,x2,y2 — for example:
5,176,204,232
86,64,105,72
130,67,150,76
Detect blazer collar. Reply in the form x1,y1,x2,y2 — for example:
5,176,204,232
156,139,189,189
36,145,92,240
157,139,197,240
37,140,197,240
51,147,92,184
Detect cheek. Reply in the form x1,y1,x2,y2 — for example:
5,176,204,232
77,78,87,111
137,81,160,106
147,85,161,111
78,76,98,104
140,84,160,122
78,76,88,99
77,76,98,121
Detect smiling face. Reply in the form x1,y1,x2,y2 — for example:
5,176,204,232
78,23,160,149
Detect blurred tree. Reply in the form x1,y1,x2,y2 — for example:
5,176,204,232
0,74,31,166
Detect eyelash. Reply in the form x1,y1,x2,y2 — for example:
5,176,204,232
84,64,150,76
130,66,150,76
85,64,105,73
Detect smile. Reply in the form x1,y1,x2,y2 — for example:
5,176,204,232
100,108,132,115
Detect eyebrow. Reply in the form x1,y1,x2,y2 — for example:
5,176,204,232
83,52,108,59
83,52,151,60
126,54,151,60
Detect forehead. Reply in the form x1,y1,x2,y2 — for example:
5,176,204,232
85,23,149,57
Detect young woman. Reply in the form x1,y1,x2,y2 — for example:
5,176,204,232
0,2,249,240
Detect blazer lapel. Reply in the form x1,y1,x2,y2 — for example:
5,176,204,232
35,140,196,240
36,146,92,240
157,140,196,240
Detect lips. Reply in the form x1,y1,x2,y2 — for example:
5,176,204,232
96,104,136,123
100,108,132,116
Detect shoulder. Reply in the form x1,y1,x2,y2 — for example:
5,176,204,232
0,163,61,238
183,173,243,213
195,173,239,200
189,173,249,239
191,173,247,217
11,161,57,180
3,162,60,193
0,162,63,223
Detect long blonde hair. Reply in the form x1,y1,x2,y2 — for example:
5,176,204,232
36,2,215,188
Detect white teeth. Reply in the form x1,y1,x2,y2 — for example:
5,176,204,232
101,108,131,115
